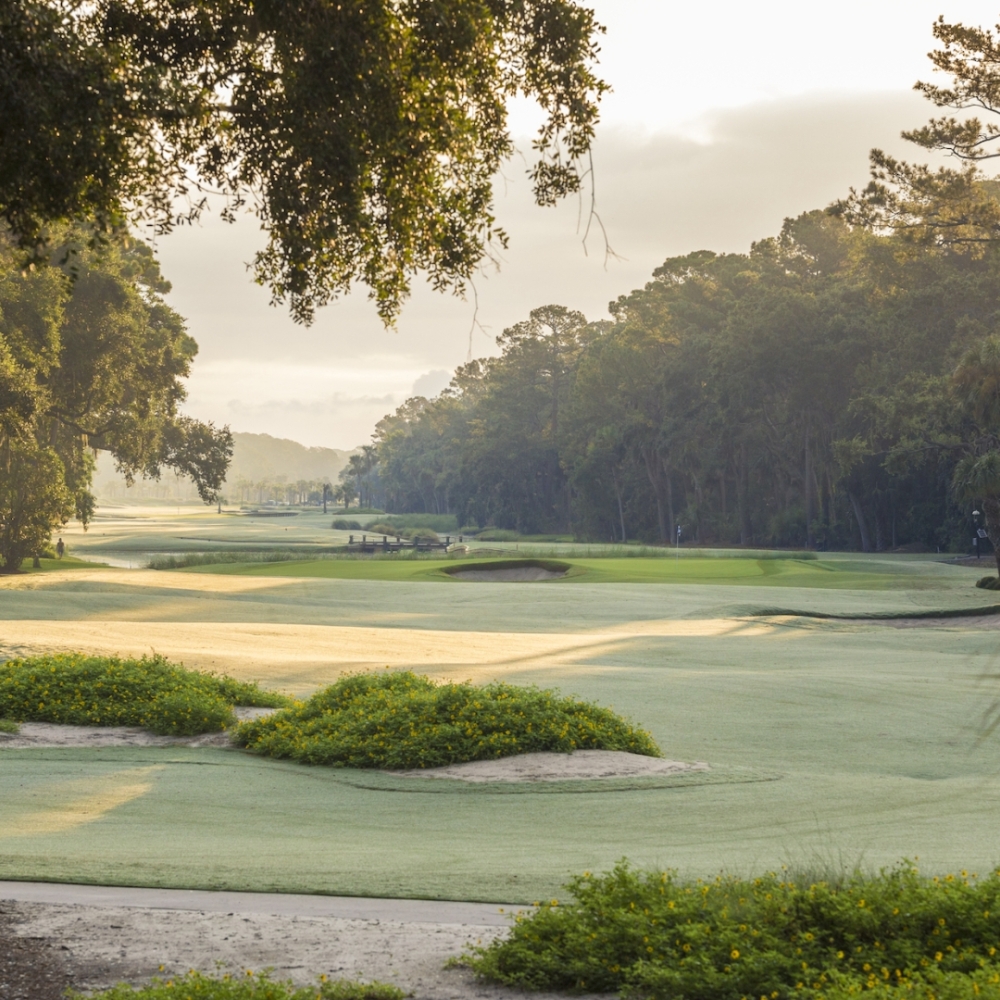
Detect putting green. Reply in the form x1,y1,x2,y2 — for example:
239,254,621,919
4,536,1000,901
180,553,985,590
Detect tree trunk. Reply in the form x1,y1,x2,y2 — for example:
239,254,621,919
612,468,626,542
641,447,669,542
848,491,872,553
983,497,1000,576
803,419,812,547
737,444,752,546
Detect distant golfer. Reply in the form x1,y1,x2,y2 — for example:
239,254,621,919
55,538,65,559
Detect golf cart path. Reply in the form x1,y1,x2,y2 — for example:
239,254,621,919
0,882,591,1000
0,881,522,924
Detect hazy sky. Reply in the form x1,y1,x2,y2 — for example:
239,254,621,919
154,0,1000,449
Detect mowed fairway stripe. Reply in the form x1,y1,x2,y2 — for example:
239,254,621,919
0,618,777,691
2,765,163,838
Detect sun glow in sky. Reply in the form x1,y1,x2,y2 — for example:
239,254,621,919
157,0,1000,450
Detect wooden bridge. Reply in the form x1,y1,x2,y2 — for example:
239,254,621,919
346,534,461,553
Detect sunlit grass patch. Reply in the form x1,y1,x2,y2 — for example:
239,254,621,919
76,971,404,1000
0,653,290,736
234,670,661,769
468,861,1000,1000
0,718,19,734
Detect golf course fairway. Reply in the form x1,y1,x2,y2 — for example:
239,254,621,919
4,531,1000,902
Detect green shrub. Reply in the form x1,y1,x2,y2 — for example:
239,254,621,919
235,670,660,768
976,576,1000,590
408,527,440,542
366,522,398,535
0,654,289,736
75,971,404,1000
148,550,327,570
0,718,19,734
377,513,457,533
468,862,1000,1000
332,519,363,530
475,528,520,541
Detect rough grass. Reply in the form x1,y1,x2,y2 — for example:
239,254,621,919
0,718,19,734
234,670,661,769
0,653,289,736
76,972,403,1000
468,862,1000,1000
148,550,341,570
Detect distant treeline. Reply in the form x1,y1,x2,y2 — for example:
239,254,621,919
372,210,1000,551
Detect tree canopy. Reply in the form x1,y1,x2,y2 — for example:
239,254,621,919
0,225,231,570
368,208,1000,561
0,0,607,324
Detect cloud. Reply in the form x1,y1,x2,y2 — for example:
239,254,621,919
412,369,454,398
160,89,936,448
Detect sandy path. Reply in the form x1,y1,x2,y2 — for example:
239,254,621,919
0,891,598,1000
0,617,775,692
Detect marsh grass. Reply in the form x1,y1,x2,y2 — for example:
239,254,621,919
76,971,403,1000
234,670,661,769
148,550,341,570
469,861,1000,1000
0,654,289,736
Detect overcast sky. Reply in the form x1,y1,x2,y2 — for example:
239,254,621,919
154,0,1000,449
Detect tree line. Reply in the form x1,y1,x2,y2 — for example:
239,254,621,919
372,209,1000,563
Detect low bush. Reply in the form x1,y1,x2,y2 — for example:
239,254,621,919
475,528,520,541
376,513,458,533
234,670,660,768
331,519,363,530
0,654,288,736
976,576,1000,590
0,718,19,734
76,971,403,1000
408,527,440,542
468,862,1000,1000
366,522,398,535
148,551,328,570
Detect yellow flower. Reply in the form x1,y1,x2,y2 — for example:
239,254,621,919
731,950,740,960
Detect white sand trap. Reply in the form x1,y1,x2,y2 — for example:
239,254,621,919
390,750,709,783
450,566,567,582
0,707,275,749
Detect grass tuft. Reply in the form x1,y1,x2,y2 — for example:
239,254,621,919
234,670,661,769
0,653,289,736
74,971,404,1000
0,718,19,734
468,861,1000,1000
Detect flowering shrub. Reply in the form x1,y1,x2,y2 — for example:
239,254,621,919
468,862,1000,1000
0,654,288,736
234,670,661,768
75,971,403,1000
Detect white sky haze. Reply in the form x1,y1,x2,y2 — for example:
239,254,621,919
156,1,1000,448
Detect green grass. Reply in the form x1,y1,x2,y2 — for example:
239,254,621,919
234,670,660,768
468,862,1000,1000
179,554,973,590
0,718,19,734
0,654,289,735
78,972,403,1000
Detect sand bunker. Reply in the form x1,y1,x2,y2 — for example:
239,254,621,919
0,708,275,750
450,566,567,582
444,558,570,583
391,750,709,783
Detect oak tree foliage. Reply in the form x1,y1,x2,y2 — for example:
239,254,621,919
0,225,232,570
0,0,608,324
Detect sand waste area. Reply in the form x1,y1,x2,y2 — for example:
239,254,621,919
1,896,604,1000
392,750,709,782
